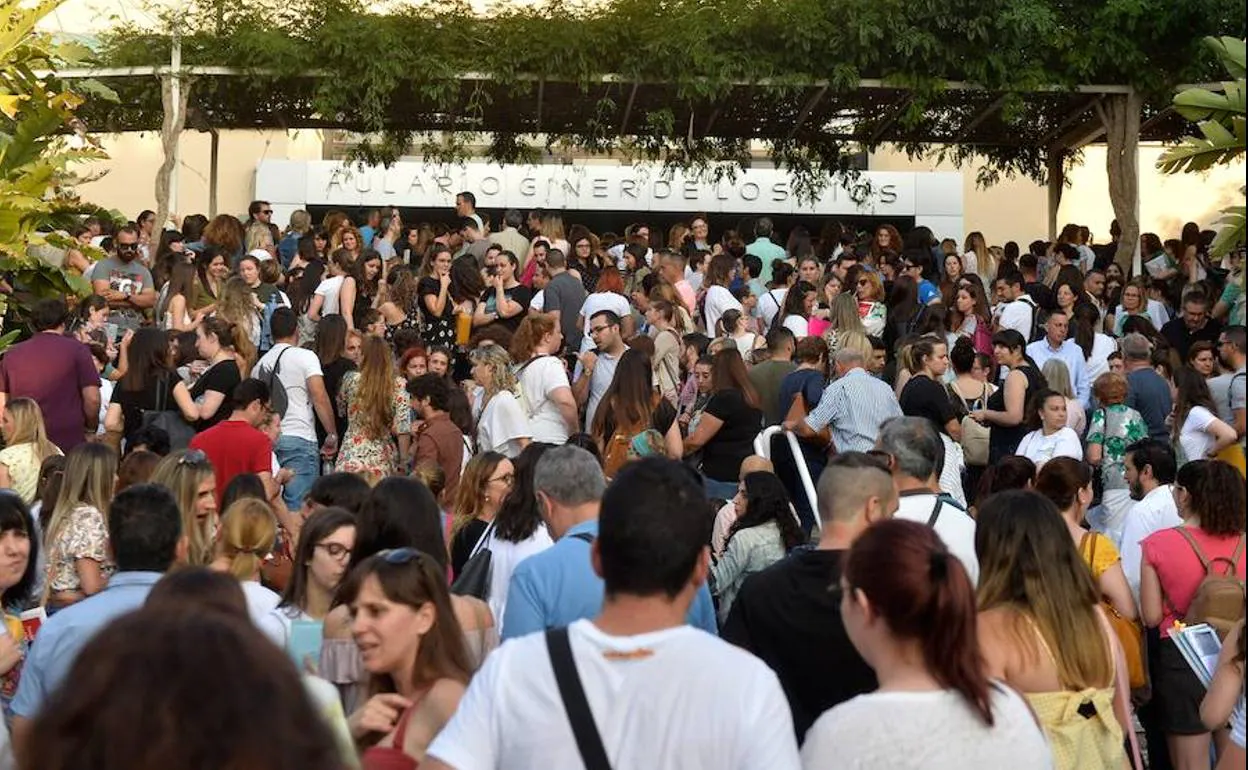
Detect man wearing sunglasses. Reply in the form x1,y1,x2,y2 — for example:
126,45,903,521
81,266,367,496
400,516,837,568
89,224,156,334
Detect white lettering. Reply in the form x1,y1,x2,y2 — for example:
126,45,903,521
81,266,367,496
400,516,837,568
407,174,426,195
682,180,699,199
771,182,789,202
480,176,501,196
520,177,536,196
654,180,671,199
435,176,452,195
382,170,398,195
880,184,898,204
740,182,759,201
592,178,609,198
353,173,371,193
561,179,580,197
620,179,638,198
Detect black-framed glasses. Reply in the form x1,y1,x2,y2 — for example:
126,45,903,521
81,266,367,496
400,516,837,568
378,547,424,565
589,324,614,335
261,209,274,215
488,473,516,485
117,243,140,252
315,542,352,560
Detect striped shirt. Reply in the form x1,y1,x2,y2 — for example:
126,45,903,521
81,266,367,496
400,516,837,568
805,368,903,453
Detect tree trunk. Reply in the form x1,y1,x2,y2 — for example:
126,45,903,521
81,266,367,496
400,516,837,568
155,73,190,235
1046,147,1065,241
1097,92,1142,273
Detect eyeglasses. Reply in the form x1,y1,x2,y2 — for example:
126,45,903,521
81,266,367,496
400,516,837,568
378,547,424,565
315,542,352,560
261,209,273,215
589,325,613,335
488,473,515,485
117,243,140,252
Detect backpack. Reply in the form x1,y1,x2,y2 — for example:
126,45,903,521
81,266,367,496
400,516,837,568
258,345,293,419
259,292,281,352
1174,529,1245,639
947,382,990,466
1017,295,1043,343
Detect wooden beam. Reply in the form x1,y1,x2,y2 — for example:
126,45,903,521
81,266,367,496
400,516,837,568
868,94,913,144
785,85,828,140
618,82,639,135
1037,95,1101,148
952,93,1008,143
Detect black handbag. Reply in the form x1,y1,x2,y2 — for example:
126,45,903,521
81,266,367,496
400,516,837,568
139,376,196,450
450,521,494,600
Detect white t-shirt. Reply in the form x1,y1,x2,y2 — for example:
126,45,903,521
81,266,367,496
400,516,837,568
1015,427,1083,468
1179,405,1218,463
997,296,1037,339
782,314,809,338
802,686,1051,770
241,580,281,629
257,605,312,648
755,287,788,328
255,343,325,443
314,275,345,316
1086,333,1117,384
517,356,572,445
426,620,801,770
578,292,632,354
478,391,531,459
485,527,554,633
703,285,742,335
529,290,545,312
895,492,979,585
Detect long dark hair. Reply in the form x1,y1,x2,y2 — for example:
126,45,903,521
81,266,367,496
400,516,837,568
1176,460,1247,536
710,348,759,408
726,472,804,552
348,477,447,575
194,247,224,301
119,328,172,393
1070,302,1098,359
313,315,348,367
278,506,356,613
0,492,38,610
591,348,655,442
844,518,994,725
493,443,554,543
1172,366,1219,444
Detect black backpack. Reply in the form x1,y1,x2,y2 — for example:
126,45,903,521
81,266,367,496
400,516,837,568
259,345,292,418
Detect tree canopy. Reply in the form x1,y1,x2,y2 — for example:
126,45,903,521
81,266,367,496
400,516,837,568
79,0,1248,197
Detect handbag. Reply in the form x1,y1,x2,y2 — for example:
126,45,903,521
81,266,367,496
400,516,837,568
948,383,990,467
546,627,612,770
783,388,830,448
139,376,196,450
450,521,495,600
1084,532,1146,689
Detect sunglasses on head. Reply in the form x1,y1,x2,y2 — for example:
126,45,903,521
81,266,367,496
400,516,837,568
178,448,208,466
378,547,425,565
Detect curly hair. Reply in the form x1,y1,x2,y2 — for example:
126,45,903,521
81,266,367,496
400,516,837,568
350,336,398,440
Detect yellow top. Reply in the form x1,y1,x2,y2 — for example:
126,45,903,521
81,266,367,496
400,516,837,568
1079,531,1120,580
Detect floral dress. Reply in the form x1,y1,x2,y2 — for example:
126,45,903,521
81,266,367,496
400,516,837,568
384,294,423,345
1086,403,1149,544
335,373,411,478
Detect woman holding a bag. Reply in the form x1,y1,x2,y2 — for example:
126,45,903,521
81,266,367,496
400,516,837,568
947,337,994,501
447,452,513,578
104,328,188,451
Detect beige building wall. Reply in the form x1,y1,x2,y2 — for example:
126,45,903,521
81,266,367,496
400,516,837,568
75,130,1246,248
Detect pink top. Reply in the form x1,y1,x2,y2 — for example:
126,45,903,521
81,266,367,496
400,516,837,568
1141,526,1246,637
807,317,832,339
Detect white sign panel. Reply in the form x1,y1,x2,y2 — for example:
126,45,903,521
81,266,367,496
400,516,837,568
277,161,956,217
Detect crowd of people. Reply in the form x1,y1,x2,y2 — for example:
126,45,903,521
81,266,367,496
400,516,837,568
0,197,1241,769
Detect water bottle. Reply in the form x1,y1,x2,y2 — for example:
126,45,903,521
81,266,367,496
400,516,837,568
321,458,334,477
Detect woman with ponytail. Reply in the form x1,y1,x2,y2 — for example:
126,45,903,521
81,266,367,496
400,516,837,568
209,498,281,627
976,490,1139,770
802,519,1051,769
175,317,244,430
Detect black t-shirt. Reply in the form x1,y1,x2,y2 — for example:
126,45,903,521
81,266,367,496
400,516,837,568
899,374,957,436
701,389,763,483
319,356,356,443
478,284,534,333
450,518,490,579
721,549,877,742
110,374,181,448
189,359,241,431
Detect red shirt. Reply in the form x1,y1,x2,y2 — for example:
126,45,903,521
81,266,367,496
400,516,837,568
189,419,272,504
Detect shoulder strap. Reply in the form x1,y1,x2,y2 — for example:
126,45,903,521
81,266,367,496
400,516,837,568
926,497,943,527
1175,526,1211,570
570,532,595,544
546,627,612,770
468,520,495,559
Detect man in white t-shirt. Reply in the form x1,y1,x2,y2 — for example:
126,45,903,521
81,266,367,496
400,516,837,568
254,308,341,509
876,416,979,585
425,458,801,770
993,270,1038,341
1119,439,1181,602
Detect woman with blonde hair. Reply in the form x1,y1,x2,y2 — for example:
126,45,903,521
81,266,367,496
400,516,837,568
210,497,281,626
43,442,117,610
1041,358,1087,435
0,398,62,504
468,345,531,459
976,490,1139,770
150,449,218,566
336,335,412,480
963,231,995,286
245,221,275,256
214,276,260,373
331,225,363,262
823,291,867,357
449,451,514,576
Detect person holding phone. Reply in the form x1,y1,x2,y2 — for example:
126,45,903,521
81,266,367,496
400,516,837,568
89,224,156,333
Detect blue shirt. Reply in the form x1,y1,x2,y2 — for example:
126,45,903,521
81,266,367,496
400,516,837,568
805,368,903,453
501,520,717,640
917,279,941,305
1026,337,1091,408
1126,366,1174,442
12,571,162,719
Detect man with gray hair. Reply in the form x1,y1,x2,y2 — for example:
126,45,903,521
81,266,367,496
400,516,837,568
746,216,785,283
1122,332,1172,440
785,346,901,452
501,445,717,639
876,416,979,584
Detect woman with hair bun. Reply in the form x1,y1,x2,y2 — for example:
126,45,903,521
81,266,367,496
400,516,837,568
209,498,281,627
802,518,1051,769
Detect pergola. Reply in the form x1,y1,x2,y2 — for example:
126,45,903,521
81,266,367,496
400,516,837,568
50,62,1196,270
